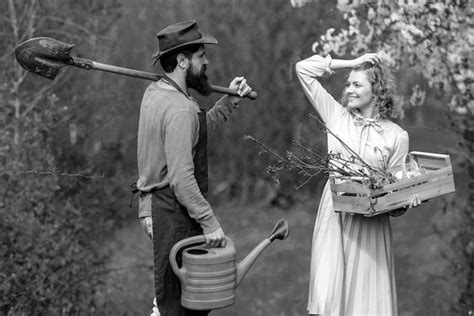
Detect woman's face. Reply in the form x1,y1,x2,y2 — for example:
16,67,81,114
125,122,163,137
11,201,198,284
344,70,374,116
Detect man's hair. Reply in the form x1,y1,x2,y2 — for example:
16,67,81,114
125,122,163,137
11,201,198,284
341,62,401,119
160,44,203,73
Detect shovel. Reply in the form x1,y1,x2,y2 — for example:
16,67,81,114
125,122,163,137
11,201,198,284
14,37,258,100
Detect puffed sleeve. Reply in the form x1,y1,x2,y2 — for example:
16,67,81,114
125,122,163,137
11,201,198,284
387,130,409,171
295,54,344,126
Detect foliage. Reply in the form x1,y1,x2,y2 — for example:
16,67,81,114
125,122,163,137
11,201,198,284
308,0,473,115
1,0,123,314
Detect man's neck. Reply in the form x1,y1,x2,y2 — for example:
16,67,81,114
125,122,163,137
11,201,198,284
165,71,188,94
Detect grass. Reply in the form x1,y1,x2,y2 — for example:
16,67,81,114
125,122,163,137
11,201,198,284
97,194,462,315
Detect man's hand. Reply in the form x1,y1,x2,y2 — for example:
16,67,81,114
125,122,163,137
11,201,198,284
140,216,153,239
204,227,226,248
227,76,253,104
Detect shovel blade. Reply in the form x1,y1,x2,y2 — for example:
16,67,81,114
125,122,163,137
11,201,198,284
14,37,75,80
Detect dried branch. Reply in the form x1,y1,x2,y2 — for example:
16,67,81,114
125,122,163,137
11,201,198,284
39,16,97,37
1,169,105,179
308,113,388,178
245,114,398,190
20,69,71,118
243,135,290,163
7,0,19,41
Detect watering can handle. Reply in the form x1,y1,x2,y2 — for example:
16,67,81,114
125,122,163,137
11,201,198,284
169,235,207,279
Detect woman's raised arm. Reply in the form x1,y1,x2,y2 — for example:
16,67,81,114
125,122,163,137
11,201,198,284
295,55,343,125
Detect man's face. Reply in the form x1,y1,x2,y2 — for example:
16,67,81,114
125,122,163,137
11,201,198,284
185,46,212,96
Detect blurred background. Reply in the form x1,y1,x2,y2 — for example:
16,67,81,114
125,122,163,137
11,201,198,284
1,0,472,315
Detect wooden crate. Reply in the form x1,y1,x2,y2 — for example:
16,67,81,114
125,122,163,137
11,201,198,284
329,151,456,217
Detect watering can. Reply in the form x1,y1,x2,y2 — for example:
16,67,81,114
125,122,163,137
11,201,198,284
169,219,289,310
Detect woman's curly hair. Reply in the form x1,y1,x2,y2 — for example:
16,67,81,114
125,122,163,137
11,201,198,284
341,61,401,119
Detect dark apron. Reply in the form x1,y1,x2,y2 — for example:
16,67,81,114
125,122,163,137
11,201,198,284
152,109,210,316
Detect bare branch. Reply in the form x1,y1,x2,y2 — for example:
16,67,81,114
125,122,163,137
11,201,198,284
7,0,19,41
39,15,97,37
246,114,398,190
42,29,99,47
1,169,105,179
243,135,290,163
308,113,385,176
20,69,71,118
295,172,320,190
23,0,38,41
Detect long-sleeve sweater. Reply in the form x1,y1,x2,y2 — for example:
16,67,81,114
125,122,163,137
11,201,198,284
136,79,239,234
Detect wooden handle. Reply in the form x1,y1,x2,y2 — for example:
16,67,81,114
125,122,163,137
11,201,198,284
75,58,257,100
210,84,258,100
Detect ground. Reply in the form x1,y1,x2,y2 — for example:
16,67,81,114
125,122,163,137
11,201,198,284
98,196,458,315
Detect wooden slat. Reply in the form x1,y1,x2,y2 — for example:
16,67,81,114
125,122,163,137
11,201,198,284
373,176,455,213
410,151,450,160
374,167,452,194
333,177,455,216
411,151,451,169
415,157,449,170
332,195,371,214
364,181,455,217
331,168,453,195
332,195,371,207
330,181,370,195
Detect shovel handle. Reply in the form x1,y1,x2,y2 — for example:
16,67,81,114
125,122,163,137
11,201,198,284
209,85,258,100
72,57,258,100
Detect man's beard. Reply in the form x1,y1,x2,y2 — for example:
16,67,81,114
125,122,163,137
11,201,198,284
185,65,212,96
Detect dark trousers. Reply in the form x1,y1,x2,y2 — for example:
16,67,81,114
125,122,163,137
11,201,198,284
151,187,210,316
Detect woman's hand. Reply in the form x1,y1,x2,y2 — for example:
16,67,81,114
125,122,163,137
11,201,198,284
354,53,382,66
389,194,422,217
354,51,394,67
408,194,422,208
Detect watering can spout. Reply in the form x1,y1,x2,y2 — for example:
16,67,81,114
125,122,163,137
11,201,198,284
268,218,290,242
236,219,289,287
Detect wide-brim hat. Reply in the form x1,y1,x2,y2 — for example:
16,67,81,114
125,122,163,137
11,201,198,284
151,20,217,65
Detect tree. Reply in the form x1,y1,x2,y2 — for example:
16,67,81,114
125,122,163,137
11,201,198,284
290,0,473,314
1,0,122,313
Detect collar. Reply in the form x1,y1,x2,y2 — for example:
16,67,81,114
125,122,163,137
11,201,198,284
162,74,192,99
350,110,384,134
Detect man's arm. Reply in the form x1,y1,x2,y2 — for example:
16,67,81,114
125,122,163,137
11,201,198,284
206,77,253,132
165,110,220,233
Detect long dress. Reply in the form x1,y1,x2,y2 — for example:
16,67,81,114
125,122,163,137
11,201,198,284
295,55,409,316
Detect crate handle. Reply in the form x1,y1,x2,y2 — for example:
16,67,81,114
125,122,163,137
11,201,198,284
401,153,424,179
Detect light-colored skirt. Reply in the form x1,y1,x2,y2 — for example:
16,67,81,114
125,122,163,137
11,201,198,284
307,181,397,316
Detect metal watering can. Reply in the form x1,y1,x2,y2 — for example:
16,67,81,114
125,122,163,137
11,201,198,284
169,219,289,310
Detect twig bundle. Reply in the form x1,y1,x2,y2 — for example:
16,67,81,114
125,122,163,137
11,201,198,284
244,114,397,190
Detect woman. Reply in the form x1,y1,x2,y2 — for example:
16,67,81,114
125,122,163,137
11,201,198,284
295,53,421,316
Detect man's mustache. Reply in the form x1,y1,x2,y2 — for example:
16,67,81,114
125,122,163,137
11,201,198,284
200,65,208,78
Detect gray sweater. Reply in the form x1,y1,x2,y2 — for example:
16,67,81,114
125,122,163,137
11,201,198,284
136,79,239,234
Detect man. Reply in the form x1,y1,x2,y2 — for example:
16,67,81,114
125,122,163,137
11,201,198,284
135,20,253,316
